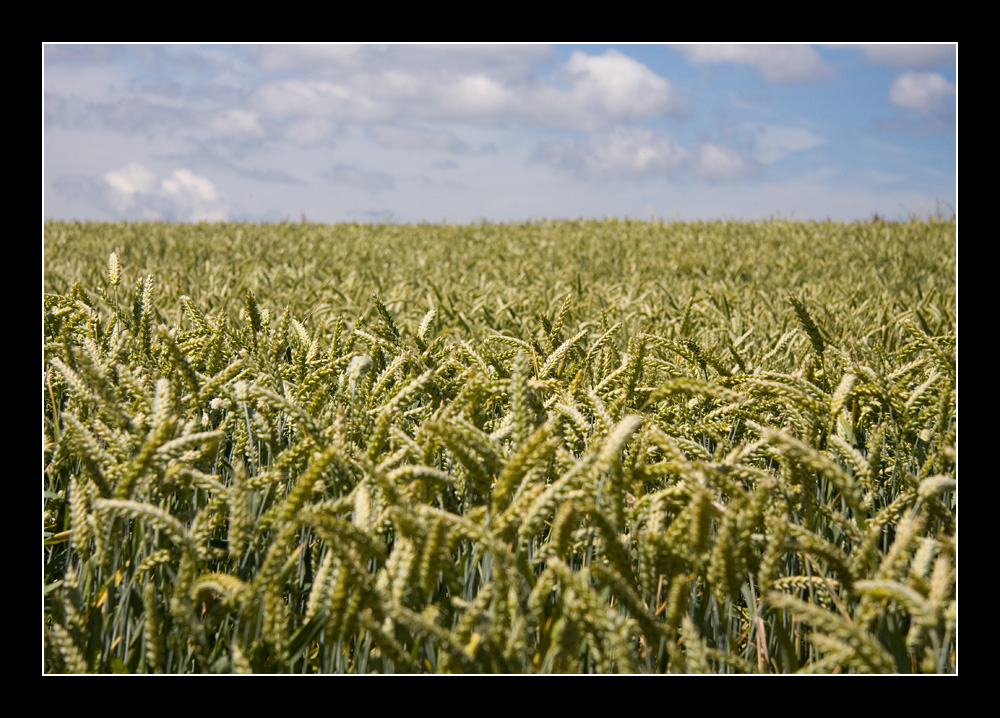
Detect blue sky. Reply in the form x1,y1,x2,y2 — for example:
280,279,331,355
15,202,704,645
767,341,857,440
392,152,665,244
43,43,956,224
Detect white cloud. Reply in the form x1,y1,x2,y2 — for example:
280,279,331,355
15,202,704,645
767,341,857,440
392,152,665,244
160,170,229,221
535,127,689,181
248,78,395,145
248,47,683,135
889,72,955,111
426,50,685,129
104,163,230,221
536,127,760,184
437,74,517,119
162,169,220,203
555,50,685,122
674,44,830,83
105,162,157,198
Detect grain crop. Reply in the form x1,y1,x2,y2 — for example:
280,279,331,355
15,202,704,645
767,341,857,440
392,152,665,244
43,218,956,673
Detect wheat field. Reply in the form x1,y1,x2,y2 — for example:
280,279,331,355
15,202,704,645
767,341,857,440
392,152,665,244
43,218,956,673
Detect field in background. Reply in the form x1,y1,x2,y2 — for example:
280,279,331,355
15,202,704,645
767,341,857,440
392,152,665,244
43,218,956,673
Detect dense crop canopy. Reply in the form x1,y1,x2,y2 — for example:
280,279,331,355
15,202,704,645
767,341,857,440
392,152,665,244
43,218,956,673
